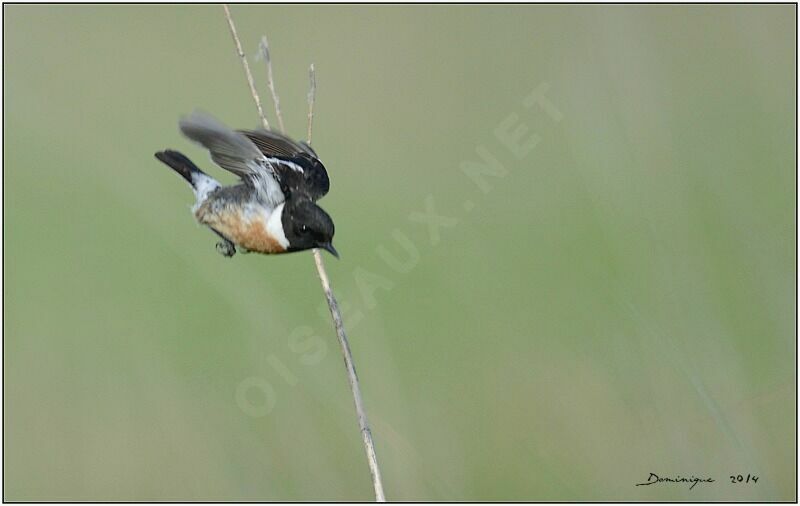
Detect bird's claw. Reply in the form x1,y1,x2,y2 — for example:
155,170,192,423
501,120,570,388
216,241,236,257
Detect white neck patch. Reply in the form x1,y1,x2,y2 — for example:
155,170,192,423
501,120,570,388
265,203,290,249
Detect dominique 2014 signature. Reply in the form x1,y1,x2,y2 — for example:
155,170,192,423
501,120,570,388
636,473,759,490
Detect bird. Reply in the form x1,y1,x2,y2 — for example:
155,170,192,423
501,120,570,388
155,111,338,258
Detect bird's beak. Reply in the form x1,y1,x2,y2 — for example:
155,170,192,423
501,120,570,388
320,242,339,259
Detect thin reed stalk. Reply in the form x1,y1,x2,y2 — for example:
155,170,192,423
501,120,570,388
306,64,316,143
221,5,386,502
222,4,269,130
256,36,286,134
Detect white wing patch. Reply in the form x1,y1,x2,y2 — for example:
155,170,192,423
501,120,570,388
247,157,286,207
265,156,305,173
246,156,303,207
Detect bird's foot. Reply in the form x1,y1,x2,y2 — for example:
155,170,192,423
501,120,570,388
216,240,236,257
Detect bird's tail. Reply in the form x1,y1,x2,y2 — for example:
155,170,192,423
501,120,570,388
154,150,209,188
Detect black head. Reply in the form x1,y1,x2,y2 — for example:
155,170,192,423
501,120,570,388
281,199,338,257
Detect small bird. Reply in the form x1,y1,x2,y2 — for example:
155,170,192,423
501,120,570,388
155,111,338,258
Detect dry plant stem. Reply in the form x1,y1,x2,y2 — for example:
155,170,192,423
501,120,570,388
257,36,286,133
306,64,316,143
223,4,269,130
312,249,386,502
221,6,386,501
305,64,386,502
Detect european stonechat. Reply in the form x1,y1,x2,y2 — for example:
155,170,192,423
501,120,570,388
155,111,338,258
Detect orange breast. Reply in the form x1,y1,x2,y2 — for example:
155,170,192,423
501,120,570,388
195,204,286,254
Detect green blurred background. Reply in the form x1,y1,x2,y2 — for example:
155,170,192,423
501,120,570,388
3,4,796,501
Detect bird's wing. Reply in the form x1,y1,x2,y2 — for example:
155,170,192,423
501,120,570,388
240,129,316,158
240,129,330,201
179,111,285,205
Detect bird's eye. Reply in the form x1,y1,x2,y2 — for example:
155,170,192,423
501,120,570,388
301,225,308,232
